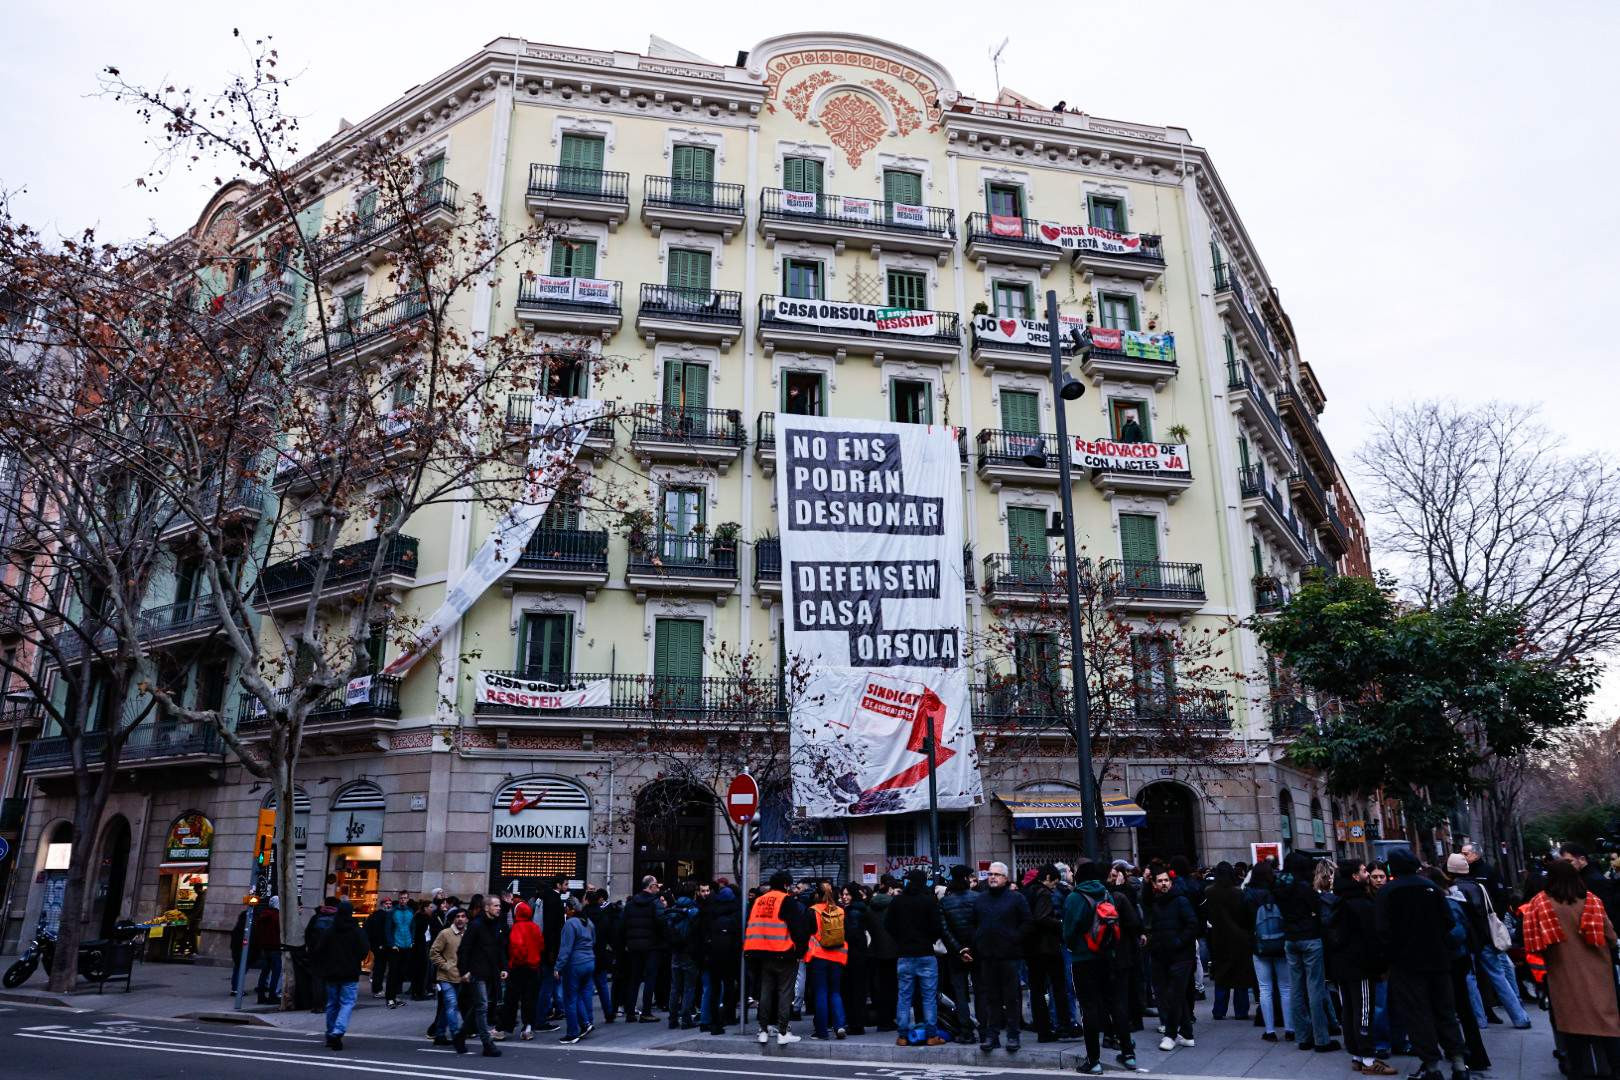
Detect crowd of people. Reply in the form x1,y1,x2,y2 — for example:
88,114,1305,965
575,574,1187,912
268,841,1618,1077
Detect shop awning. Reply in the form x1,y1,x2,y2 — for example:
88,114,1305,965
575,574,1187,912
997,792,1148,831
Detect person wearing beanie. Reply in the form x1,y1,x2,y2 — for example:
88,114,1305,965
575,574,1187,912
308,899,371,1052
885,869,949,1046
1377,849,1468,1080
1445,854,1529,1030
1065,859,1138,1072
939,865,979,1045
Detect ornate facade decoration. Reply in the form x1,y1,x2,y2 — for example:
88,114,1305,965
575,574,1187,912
819,92,888,168
782,70,838,121
764,48,943,131
862,78,921,136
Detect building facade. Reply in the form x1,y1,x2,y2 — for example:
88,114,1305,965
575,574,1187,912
4,32,1375,958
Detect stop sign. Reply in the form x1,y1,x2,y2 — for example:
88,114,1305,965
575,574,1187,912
725,773,760,825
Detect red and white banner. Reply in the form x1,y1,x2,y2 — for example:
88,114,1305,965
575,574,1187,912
527,275,616,305
1037,222,1145,255
345,676,373,706
836,195,878,222
775,415,981,818
1071,437,1190,474
382,397,605,677
475,672,610,711
989,213,1026,238
892,202,927,228
972,312,1088,349
781,190,820,215
770,296,942,337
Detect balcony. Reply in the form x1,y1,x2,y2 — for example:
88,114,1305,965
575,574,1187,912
641,176,745,239
758,188,956,263
975,429,1066,490
756,295,961,364
1084,439,1195,503
1288,463,1331,526
1079,328,1180,388
503,394,615,465
1227,358,1294,465
311,178,459,280
1,694,44,732
1069,232,1166,287
1239,464,1311,566
1213,262,1284,378
981,553,1092,607
972,683,1231,737
629,404,744,473
472,671,781,726
254,534,419,615
1253,576,1289,614
968,320,1056,375
503,527,610,597
1098,558,1207,613
209,275,295,324
24,724,225,776
1324,506,1351,558
515,277,622,338
963,213,1061,275
1278,387,1336,475
160,479,270,544
525,165,629,230
296,293,430,374
625,533,739,605
634,284,742,352
755,412,964,477
236,674,402,740
52,593,229,664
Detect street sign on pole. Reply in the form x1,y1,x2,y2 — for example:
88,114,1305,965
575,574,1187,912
725,773,759,825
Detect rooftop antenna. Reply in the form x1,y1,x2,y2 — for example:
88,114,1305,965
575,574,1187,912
990,37,1010,94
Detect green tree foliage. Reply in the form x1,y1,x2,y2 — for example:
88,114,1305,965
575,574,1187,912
1258,572,1594,825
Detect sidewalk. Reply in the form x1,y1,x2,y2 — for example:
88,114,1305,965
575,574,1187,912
0,955,1561,1077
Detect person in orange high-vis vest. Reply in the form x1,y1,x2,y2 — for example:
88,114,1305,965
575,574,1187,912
746,870,807,1046
806,883,849,1039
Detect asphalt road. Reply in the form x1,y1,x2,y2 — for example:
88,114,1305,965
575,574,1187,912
0,1002,1059,1080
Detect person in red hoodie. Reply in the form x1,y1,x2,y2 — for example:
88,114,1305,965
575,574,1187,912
501,901,545,1039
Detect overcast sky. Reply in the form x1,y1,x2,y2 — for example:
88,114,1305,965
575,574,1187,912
6,1,1619,704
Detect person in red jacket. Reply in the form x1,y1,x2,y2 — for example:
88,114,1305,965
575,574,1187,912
501,901,545,1039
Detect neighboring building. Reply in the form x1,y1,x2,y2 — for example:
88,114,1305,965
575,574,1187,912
5,32,1371,957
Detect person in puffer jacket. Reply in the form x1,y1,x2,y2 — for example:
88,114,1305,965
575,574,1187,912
939,866,978,1044
502,902,544,1039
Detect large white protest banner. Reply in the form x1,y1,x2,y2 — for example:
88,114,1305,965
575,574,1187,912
1070,437,1191,474
775,415,981,818
1036,221,1149,256
474,672,611,711
768,296,943,338
383,397,605,676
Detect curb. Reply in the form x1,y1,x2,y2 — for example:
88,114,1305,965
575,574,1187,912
668,1034,1088,1069
0,990,77,1009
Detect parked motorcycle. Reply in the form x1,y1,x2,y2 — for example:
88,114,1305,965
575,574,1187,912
2,919,55,988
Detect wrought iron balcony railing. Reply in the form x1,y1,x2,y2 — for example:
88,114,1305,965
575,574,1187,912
643,175,746,214
981,553,1092,596
311,178,459,270
26,724,224,770
757,295,960,347
516,278,622,316
516,527,609,573
972,683,1230,734
627,533,739,578
1099,559,1207,603
503,395,616,442
527,164,630,204
236,673,402,729
297,293,431,367
631,404,744,448
760,188,954,238
757,537,974,588
964,213,1057,249
757,412,964,461
977,428,1061,470
472,671,787,722
637,284,743,325
256,534,419,603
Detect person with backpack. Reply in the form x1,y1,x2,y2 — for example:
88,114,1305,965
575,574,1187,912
939,866,979,1045
1203,862,1256,1023
303,896,339,1014
1446,853,1531,1030
700,882,742,1034
1276,850,1339,1053
1328,859,1396,1075
1377,848,1468,1080
804,882,849,1040
664,884,702,1029
1245,862,1293,1041
1065,860,1137,1073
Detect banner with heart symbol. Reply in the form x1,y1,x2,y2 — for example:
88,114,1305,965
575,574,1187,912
1037,221,1145,255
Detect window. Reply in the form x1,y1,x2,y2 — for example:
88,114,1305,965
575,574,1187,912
341,291,364,325
885,816,918,858
194,662,227,713
659,486,705,563
782,258,823,300
662,359,709,426
1237,435,1251,472
420,154,446,187
986,183,1024,218
309,510,333,550
549,238,597,279
1310,798,1326,847
543,352,587,398
1279,789,1295,848
671,145,716,204
883,169,923,207
233,258,252,290
1000,390,1040,434
388,370,417,410
666,248,712,298
363,625,388,674
355,189,379,224
519,613,573,680
992,281,1033,319
173,558,203,609
1252,540,1265,579
890,379,932,425
653,617,704,704
1131,634,1176,715
1098,293,1138,331
1110,400,1149,442
1006,506,1050,580
1223,333,1236,369
782,371,825,416
885,270,928,310
782,156,824,195
540,482,581,531
558,134,606,194
1015,632,1061,713
376,493,404,531
1118,512,1160,564
1087,195,1127,232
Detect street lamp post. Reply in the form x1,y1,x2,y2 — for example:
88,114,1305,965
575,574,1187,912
1028,289,1102,864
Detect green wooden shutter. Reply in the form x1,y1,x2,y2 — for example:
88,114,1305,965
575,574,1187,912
1119,513,1160,563
1000,390,1040,434
654,617,704,707
540,483,580,531
559,134,605,195
356,190,378,224
885,270,927,310
1252,540,1265,579
549,239,597,278
666,249,712,296
521,613,572,679
421,155,445,186
1007,506,1050,583
884,170,923,218
1238,436,1251,472
783,157,823,195
671,146,715,205
783,259,823,299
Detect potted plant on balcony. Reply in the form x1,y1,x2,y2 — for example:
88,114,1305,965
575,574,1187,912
971,300,989,316
711,521,741,567
1082,293,1096,323
1166,423,1190,443
621,508,654,553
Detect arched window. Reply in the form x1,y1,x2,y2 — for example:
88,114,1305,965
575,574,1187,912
1310,796,1325,848
1279,789,1295,851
